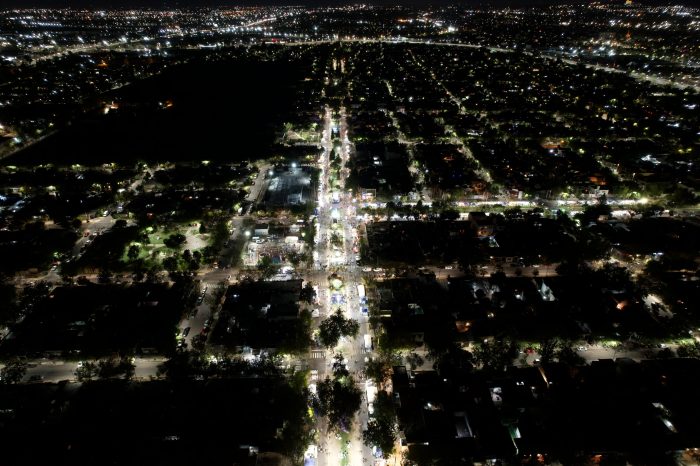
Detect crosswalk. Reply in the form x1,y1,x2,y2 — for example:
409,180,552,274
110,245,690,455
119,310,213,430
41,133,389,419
310,350,326,360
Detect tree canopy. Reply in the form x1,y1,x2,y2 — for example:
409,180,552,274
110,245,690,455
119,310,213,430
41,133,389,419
0,360,27,384
314,352,362,432
318,308,359,348
362,390,398,458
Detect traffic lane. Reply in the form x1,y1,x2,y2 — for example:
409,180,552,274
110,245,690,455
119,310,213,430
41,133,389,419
577,345,658,363
201,268,231,282
180,295,215,347
246,163,271,203
71,215,117,257
24,361,79,383
133,358,165,380
518,344,673,366
308,356,328,380
21,357,166,383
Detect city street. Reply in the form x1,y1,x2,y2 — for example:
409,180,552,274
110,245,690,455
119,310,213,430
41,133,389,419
16,357,166,383
177,280,219,349
312,105,336,466
71,214,117,258
217,162,270,268
309,105,375,466
0,9,697,465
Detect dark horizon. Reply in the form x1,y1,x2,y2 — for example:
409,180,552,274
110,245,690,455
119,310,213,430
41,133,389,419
2,0,698,9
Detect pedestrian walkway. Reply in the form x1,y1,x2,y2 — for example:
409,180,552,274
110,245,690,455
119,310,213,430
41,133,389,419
310,350,326,359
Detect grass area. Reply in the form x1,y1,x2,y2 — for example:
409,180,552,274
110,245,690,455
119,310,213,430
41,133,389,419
120,224,208,265
339,430,351,466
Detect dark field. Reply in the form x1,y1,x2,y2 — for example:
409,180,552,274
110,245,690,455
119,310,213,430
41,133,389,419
9,56,304,166
0,378,307,466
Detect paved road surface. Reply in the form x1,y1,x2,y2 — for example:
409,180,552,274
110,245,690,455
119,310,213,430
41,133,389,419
16,357,166,383
310,105,375,466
